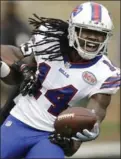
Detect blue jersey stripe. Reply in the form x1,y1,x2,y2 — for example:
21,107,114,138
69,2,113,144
103,77,121,83
100,82,120,89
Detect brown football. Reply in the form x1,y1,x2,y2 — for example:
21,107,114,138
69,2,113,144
54,107,97,137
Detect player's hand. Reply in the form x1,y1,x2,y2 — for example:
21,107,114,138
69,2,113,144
11,60,37,96
49,133,72,149
49,133,74,156
19,66,37,96
72,109,99,142
72,122,100,142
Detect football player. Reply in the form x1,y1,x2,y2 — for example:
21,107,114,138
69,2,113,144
0,2,120,158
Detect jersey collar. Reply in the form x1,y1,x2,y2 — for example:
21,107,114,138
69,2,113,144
63,55,102,69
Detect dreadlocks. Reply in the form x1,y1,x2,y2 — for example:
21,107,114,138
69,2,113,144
28,14,71,61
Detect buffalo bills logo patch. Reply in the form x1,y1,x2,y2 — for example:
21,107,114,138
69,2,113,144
72,5,83,17
82,71,97,85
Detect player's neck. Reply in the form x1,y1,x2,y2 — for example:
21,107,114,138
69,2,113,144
68,50,90,63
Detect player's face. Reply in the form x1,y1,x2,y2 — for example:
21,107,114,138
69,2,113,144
69,28,107,63
76,28,107,52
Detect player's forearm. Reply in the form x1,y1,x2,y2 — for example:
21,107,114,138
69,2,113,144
92,105,106,124
0,45,36,85
86,94,111,124
0,45,24,85
1,45,24,65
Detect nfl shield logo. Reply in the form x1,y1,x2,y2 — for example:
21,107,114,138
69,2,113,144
82,71,97,85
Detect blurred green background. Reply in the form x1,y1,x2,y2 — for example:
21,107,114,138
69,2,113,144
1,1,120,143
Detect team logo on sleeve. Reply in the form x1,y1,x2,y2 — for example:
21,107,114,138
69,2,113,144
5,121,12,127
82,71,97,85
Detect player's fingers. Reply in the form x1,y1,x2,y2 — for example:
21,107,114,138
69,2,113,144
57,134,62,140
48,135,53,139
71,137,80,141
20,80,30,89
23,80,33,90
28,82,35,90
83,129,94,137
65,137,71,142
76,132,88,140
93,123,99,134
83,129,99,139
20,85,27,94
22,84,29,92
21,84,30,96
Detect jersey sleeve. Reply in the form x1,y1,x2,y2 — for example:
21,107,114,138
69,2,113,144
88,68,121,98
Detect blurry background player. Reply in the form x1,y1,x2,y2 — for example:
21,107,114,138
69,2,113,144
0,0,31,122
1,0,31,46
0,1,120,159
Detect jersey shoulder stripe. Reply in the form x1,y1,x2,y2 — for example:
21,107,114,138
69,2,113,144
100,75,121,89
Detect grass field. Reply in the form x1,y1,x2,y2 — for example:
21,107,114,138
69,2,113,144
99,92,120,142
97,121,120,142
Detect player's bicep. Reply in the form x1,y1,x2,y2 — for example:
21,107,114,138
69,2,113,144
88,94,111,110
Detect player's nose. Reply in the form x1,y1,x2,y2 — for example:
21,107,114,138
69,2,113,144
88,34,98,41
89,32,97,41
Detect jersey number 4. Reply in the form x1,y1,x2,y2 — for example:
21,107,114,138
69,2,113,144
34,62,78,116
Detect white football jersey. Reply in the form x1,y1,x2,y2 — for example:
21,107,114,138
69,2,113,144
10,25,120,132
